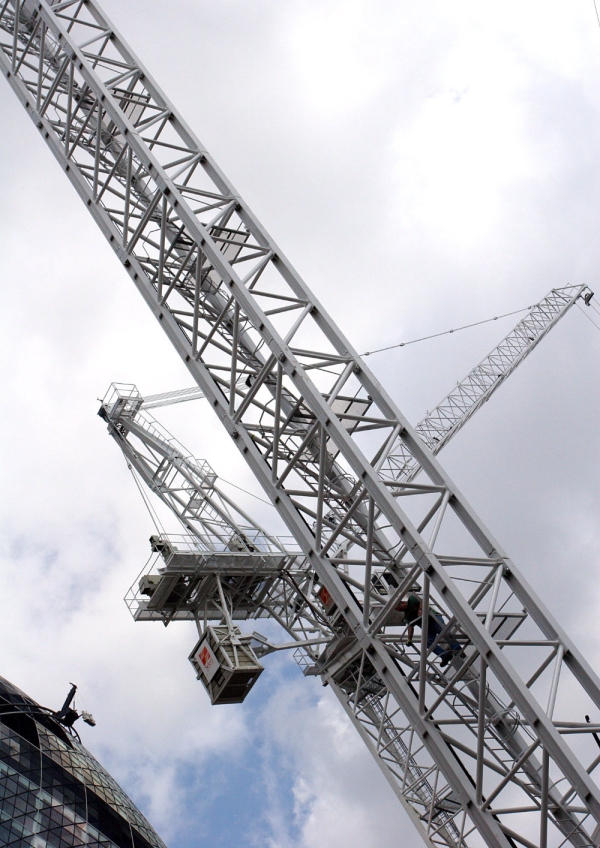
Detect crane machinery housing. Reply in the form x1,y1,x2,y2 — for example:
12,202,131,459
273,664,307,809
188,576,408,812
1,2,599,846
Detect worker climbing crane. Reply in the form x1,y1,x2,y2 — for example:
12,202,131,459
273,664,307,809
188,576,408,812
1,2,599,845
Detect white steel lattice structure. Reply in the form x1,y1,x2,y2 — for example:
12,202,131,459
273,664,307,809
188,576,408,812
1,2,600,845
381,285,589,482
130,284,589,418
141,386,204,410
99,383,281,557
101,285,593,847
103,283,589,635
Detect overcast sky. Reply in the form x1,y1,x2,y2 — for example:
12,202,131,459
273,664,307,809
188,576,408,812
1,1,600,846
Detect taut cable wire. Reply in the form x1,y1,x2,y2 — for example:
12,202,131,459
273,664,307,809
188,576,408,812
362,305,532,357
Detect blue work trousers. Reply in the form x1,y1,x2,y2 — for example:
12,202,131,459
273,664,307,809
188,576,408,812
424,614,460,658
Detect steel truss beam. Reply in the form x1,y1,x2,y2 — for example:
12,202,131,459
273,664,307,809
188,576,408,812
141,386,205,409
127,283,591,462
99,383,281,554
380,285,589,483
2,3,599,845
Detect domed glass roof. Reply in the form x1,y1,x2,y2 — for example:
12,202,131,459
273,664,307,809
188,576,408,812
0,674,168,848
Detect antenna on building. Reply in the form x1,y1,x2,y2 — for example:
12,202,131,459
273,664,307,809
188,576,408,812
53,683,96,729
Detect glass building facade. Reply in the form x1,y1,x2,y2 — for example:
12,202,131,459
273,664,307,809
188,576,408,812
0,675,167,848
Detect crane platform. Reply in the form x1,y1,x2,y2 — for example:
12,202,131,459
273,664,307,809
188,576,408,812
129,533,297,624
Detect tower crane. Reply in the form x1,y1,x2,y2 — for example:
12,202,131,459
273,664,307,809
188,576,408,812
1,2,599,845
100,282,591,647
99,281,593,845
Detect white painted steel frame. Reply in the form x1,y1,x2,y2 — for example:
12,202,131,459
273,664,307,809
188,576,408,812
2,3,599,845
132,285,590,447
381,285,589,483
141,386,204,409
100,383,282,556
104,369,597,848
106,356,598,848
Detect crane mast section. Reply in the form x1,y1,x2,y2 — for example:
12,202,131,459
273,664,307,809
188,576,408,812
381,285,589,482
3,2,600,845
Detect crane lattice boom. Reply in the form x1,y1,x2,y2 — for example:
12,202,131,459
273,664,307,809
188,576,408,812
381,285,588,482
